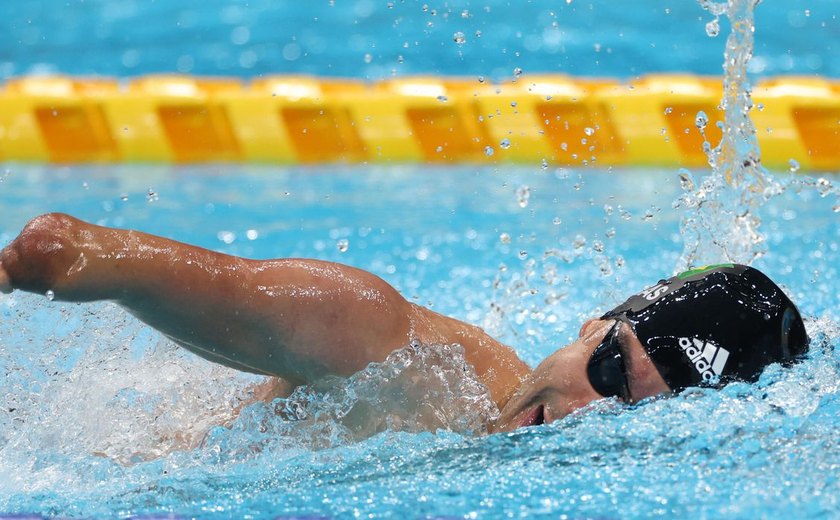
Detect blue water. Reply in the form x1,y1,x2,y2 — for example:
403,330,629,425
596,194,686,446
0,164,838,518
2,0,838,80
1,0,840,518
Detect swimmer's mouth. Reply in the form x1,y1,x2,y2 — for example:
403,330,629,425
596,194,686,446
518,404,546,428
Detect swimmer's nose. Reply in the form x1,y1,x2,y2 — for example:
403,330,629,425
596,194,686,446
578,318,598,338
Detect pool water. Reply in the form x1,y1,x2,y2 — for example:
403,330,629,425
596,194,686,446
3,0,837,80
0,164,838,518
1,0,839,518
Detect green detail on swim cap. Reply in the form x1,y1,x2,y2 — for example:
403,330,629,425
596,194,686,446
677,263,736,279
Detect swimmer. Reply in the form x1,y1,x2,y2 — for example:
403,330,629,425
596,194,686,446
0,214,809,432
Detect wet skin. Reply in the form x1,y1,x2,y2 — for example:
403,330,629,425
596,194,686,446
492,319,672,432
0,213,670,433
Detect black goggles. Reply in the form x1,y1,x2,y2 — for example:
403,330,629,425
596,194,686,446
586,320,632,402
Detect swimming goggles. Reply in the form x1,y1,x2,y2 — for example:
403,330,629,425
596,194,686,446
586,320,632,402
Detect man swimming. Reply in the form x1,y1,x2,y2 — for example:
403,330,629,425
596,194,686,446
0,213,809,432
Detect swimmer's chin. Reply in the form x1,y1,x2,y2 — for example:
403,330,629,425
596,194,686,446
491,403,552,433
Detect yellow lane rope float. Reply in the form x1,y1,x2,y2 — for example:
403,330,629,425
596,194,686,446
0,74,837,171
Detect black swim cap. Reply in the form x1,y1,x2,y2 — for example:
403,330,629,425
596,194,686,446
602,264,809,392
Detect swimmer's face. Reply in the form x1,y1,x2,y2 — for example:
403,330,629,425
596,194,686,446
492,319,672,432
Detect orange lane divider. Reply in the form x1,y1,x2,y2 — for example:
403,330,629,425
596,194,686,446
0,74,837,171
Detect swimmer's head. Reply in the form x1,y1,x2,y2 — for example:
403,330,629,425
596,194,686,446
600,263,809,392
494,264,809,432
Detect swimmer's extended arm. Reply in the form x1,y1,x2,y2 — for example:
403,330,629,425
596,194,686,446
0,213,414,384
0,213,530,405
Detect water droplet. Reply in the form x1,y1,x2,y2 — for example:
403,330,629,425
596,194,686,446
499,233,511,244
453,31,466,44
461,9,470,18
512,67,523,78
363,53,373,64
337,239,349,252
583,127,595,136
147,188,159,202
516,185,530,208
246,229,259,240
573,235,586,250
45,290,55,301
552,217,562,225
518,250,528,260
217,230,236,244
832,204,840,213
510,101,518,108
664,107,673,115
592,240,605,253
678,168,696,191
695,111,709,131
484,146,495,157
436,95,448,103
477,75,485,84
500,138,511,149
540,158,549,170
120,194,129,202
788,159,800,173
816,177,832,197
705,17,720,37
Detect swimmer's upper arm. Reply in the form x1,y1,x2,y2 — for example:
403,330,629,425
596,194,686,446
120,254,415,384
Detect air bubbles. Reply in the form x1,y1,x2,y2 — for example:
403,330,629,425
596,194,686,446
45,290,55,301
436,95,448,103
453,31,466,44
499,138,511,150
552,217,562,226
664,107,673,115
583,127,595,136
337,239,349,252
512,67,523,78
788,159,800,173
484,146,495,157
477,75,485,84
499,233,511,244
518,250,528,260
147,188,159,202
363,53,373,64
540,158,549,170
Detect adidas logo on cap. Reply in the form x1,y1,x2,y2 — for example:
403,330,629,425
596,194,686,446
677,337,730,383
